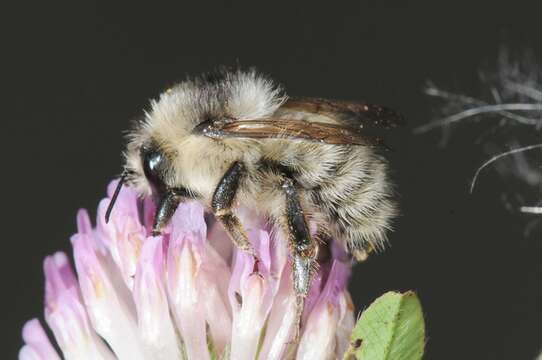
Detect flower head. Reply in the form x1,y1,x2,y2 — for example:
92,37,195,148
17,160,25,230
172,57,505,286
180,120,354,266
19,180,354,359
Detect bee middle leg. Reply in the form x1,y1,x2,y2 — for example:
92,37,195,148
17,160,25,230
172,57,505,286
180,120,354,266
212,161,255,256
281,177,317,296
281,177,318,339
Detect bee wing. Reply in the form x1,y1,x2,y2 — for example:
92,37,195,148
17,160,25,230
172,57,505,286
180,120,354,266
277,97,405,130
198,118,383,146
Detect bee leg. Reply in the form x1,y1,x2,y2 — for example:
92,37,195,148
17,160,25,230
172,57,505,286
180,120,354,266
152,190,182,236
281,177,317,340
212,161,255,256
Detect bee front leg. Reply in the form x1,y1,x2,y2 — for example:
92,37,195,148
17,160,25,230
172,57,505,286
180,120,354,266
212,161,255,256
281,177,318,340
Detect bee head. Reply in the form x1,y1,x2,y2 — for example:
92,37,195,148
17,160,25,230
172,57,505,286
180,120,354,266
106,139,186,235
106,68,285,231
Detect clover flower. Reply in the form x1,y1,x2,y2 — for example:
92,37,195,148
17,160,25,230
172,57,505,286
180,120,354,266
19,181,355,359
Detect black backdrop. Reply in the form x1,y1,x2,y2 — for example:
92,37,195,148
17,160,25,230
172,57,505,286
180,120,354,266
4,1,542,358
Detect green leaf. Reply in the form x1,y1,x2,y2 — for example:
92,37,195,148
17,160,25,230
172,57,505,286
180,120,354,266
344,291,425,360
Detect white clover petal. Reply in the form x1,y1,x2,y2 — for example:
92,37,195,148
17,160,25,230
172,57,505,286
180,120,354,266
259,267,298,360
198,243,232,354
335,292,356,359
229,230,278,360
296,301,339,360
46,291,115,360
43,252,115,360
134,236,181,359
167,237,210,360
231,273,267,360
72,211,148,360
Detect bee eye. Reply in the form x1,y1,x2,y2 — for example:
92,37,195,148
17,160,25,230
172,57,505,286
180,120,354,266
141,146,167,192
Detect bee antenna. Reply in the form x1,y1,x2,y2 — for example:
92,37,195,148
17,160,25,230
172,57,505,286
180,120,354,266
105,171,128,223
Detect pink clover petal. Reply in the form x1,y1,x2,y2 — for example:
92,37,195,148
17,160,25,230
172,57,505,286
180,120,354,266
21,179,357,359
72,229,148,359
76,209,108,255
206,220,234,262
96,185,147,290
43,253,115,359
44,252,78,306
141,196,156,231
46,291,115,359
169,201,207,253
76,208,93,235
302,269,323,324
19,319,60,360
18,346,45,360
318,260,351,309
98,180,143,244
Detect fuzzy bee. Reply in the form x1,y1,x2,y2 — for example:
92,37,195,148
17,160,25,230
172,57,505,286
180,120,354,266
106,69,400,304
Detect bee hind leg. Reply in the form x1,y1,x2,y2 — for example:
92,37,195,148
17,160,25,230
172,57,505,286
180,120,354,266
212,161,255,256
281,177,318,341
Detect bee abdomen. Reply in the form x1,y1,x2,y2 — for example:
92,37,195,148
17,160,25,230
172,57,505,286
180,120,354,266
255,142,396,255
306,146,396,254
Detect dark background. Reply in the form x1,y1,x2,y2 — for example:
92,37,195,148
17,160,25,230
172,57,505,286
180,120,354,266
4,1,542,358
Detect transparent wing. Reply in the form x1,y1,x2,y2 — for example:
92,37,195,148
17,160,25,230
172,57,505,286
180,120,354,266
278,97,404,130
197,118,383,146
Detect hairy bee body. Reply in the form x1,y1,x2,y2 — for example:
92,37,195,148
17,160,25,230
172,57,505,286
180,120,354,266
254,140,395,257
124,70,396,261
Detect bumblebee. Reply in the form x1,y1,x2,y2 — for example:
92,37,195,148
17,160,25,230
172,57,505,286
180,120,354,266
107,69,400,302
